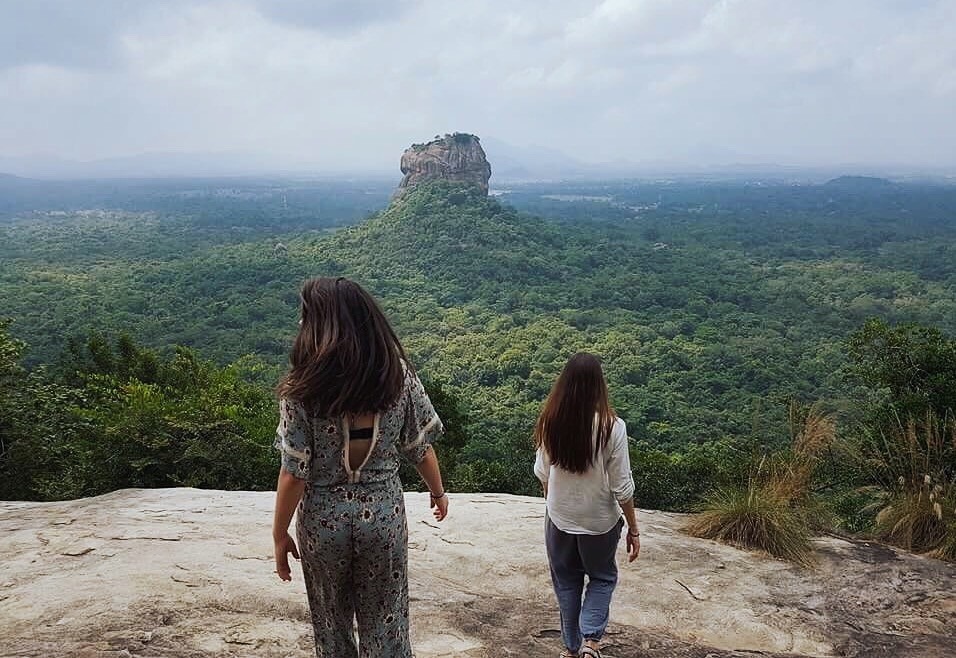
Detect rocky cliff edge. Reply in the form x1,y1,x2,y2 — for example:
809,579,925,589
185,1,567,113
1,489,955,657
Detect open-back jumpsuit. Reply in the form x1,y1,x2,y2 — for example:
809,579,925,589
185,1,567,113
275,368,443,658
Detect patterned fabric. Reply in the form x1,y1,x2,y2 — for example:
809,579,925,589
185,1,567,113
274,367,443,657
274,367,443,485
297,479,411,658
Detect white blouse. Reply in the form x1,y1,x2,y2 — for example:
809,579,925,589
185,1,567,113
533,417,635,535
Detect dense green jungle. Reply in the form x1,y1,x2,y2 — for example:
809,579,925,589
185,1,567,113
2,174,955,551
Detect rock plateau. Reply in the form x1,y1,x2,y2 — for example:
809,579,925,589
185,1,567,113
1,489,955,657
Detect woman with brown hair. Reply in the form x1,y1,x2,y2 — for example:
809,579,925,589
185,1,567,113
534,353,641,658
271,276,448,658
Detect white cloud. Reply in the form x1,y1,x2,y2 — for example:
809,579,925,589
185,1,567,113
0,0,953,169
0,64,91,99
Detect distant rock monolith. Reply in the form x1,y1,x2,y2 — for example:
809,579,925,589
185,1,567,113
396,133,492,196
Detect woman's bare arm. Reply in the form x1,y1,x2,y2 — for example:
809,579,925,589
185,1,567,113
414,447,448,521
619,497,641,562
272,468,306,581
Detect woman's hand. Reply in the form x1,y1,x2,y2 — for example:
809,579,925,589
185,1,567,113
274,532,300,581
273,468,306,582
430,493,449,522
626,529,641,563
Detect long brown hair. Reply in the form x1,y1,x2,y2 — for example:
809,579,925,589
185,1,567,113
534,353,615,474
277,277,408,416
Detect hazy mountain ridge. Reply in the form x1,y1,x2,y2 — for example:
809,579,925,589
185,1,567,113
824,175,895,189
3,143,953,184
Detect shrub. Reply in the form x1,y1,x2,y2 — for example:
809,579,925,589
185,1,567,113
931,521,956,561
684,405,835,564
630,440,750,511
822,485,883,535
847,319,956,422
858,411,956,493
841,412,956,560
873,474,956,558
685,479,814,565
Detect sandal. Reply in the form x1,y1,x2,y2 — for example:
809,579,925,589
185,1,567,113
580,647,602,658
560,652,578,657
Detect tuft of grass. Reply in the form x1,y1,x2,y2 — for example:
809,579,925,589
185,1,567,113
685,480,814,565
929,522,956,561
853,412,956,561
873,473,956,558
861,412,956,494
685,405,835,566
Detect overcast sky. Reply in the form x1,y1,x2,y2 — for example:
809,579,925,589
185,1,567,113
1,0,954,172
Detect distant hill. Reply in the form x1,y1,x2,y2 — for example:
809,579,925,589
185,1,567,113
824,175,895,189
480,137,588,181
0,152,385,179
0,172,30,185
311,181,570,302
0,173,49,213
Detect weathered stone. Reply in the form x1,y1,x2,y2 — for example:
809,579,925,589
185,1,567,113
1,488,955,657
397,133,492,196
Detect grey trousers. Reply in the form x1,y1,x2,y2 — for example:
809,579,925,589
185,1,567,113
545,515,623,653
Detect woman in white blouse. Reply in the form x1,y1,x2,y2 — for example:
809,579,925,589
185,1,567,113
534,353,641,658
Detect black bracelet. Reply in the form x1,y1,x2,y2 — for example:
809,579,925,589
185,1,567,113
429,490,446,499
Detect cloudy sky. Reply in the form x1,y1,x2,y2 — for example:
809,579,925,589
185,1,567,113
1,0,954,173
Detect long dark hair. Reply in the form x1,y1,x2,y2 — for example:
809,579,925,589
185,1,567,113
277,277,408,416
534,353,615,474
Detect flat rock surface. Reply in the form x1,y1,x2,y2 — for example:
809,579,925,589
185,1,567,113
1,489,954,657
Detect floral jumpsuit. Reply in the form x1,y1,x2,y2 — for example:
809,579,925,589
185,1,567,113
275,368,443,658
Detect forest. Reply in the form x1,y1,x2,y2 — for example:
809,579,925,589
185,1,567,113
2,175,955,559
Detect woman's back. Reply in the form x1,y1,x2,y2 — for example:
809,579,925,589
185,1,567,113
271,276,448,658
276,366,441,486
534,416,633,535
533,352,641,658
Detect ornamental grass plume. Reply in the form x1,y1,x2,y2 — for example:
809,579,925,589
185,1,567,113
685,404,835,566
864,412,956,560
